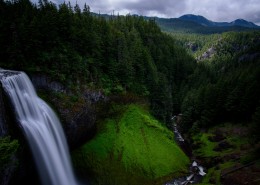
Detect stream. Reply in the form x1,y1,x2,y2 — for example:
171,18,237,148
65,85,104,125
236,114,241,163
165,161,206,185
165,116,206,185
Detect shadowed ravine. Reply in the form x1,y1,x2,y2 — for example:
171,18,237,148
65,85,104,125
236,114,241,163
0,70,78,185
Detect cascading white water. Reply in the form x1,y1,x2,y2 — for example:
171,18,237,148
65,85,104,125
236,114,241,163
0,70,78,185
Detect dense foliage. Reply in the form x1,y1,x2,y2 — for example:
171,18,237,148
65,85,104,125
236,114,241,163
0,0,195,123
168,32,221,57
1,1,260,184
72,104,189,185
177,31,260,139
1,0,259,135
0,137,19,170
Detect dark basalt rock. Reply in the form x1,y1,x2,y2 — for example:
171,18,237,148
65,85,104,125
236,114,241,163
0,71,98,184
29,74,98,149
64,106,97,149
30,74,65,93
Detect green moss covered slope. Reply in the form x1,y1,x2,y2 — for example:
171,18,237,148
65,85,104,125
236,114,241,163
73,104,189,185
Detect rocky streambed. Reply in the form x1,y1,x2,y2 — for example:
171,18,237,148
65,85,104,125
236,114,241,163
165,161,206,185
165,116,206,185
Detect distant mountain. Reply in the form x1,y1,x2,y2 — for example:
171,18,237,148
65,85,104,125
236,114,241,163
179,14,259,28
230,19,258,28
179,14,216,27
93,12,259,34
149,14,260,34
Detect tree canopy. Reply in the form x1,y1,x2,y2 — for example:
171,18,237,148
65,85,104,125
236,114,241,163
0,0,195,123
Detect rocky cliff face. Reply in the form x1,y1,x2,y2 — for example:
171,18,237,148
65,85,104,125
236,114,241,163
30,74,65,93
29,74,99,148
0,71,100,184
0,86,8,137
196,47,216,61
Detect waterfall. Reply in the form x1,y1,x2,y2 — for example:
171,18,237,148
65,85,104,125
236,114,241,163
0,70,78,185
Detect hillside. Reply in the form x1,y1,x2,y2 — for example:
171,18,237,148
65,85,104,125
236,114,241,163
179,14,259,28
172,31,260,184
174,31,260,130
0,1,193,184
72,104,189,185
0,0,259,185
152,15,259,34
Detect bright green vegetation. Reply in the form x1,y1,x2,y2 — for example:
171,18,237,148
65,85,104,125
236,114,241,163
0,136,19,170
192,123,259,185
72,104,189,185
192,133,218,158
1,1,259,184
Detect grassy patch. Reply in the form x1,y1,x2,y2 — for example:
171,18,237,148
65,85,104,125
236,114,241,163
72,104,189,185
193,133,218,157
192,122,260,185
0,136,19,170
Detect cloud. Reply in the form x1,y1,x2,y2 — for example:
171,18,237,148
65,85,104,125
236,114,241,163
183,0,260,23
31,0,260,24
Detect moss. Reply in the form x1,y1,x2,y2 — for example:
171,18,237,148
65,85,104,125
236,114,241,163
72,104,189,185
193,133,218,157
0,136,19,170
192,123,260,185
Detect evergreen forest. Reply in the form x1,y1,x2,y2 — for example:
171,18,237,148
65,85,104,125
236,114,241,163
0,0,259,185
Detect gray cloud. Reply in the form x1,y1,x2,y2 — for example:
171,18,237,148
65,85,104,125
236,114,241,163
31,0,260,25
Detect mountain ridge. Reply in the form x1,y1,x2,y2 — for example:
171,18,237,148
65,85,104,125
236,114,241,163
92,12,259,34
179,14,259,28
146,14,260,34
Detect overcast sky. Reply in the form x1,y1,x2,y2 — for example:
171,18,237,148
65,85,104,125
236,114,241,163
33,0,260,25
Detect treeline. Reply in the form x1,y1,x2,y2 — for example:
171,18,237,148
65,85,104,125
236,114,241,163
179,31,260,141
1,0,258,134
0,0,195,123
155,18,256,34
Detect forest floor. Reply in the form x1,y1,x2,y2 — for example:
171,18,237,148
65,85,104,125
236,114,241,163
189,123,260,185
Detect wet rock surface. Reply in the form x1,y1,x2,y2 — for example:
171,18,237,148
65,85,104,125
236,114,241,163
165,161,206,185
0,70,101,184
29,74,101,149
165,117,206,185
30,74,65,93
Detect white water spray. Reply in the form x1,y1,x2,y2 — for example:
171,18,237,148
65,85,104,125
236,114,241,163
0,70,78,185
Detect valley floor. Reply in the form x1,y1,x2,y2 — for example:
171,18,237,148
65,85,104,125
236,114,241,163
189,123,260,185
